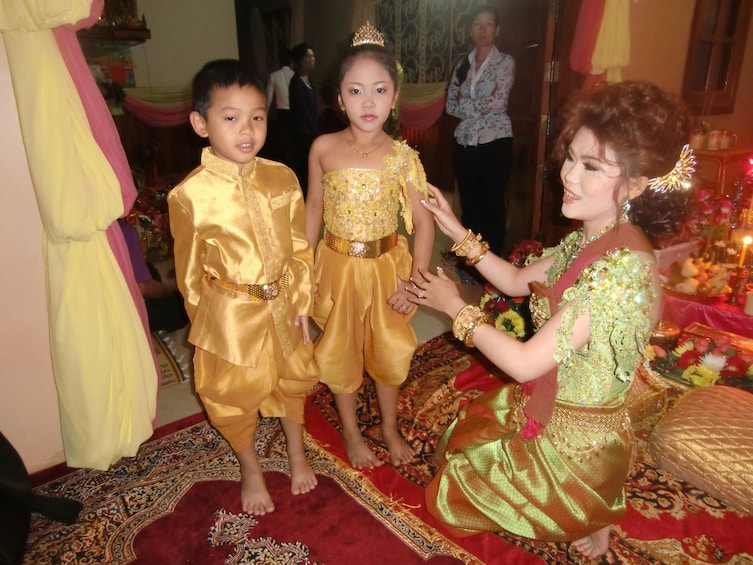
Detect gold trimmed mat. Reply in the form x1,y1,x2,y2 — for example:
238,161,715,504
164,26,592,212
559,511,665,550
150,331,183,387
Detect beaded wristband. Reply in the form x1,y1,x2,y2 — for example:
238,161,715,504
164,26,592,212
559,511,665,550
465,240,490,266
452,305,489,348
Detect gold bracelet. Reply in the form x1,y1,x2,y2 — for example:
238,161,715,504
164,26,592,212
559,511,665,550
465,240,490,266
463,314,489,347
450,229,473,253
452,305,489,348
451,230,481,258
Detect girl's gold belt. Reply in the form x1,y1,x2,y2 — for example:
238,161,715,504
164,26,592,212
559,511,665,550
324,229,397,258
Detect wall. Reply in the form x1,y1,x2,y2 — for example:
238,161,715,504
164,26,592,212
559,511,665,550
0,37,63,473
131,0,238,88
625,0,753,145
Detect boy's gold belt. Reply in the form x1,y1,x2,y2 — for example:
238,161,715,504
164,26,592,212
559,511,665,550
209,269,289,301
324,229,397,258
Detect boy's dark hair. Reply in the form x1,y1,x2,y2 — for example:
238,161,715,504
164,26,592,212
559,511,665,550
192,59,265,118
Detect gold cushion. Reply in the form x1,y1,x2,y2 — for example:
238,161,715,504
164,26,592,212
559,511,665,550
649,386,753,514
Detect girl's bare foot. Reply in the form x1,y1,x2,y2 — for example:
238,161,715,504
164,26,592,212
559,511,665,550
383,427,414,466
344,431,383,469
289,453,318,495
571,525,611,559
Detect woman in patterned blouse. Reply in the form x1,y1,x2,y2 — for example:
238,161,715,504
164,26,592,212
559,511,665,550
446,4,515,256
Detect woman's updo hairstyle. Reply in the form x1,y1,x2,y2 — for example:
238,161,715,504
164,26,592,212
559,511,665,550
553,80,693,246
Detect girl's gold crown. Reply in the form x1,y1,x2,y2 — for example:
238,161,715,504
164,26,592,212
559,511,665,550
352,21,385,47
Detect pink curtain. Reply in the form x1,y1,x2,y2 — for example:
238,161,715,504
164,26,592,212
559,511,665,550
569,0,607,88
54,0,155,385
122,96,192,127
400,95,447,131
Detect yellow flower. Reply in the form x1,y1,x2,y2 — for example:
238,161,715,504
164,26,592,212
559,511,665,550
495,310,526,338
681,364,720,387
479,294,493,309
673,342,694,356
645,344,656,361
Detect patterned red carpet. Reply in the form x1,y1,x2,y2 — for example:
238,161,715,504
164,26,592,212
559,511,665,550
306,333,753,565
25,333,753,564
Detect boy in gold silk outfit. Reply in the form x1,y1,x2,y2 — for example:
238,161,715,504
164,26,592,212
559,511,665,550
305,24,434,470
168,59,318,515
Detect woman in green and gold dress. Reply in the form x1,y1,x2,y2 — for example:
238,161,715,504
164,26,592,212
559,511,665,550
408,81,693,560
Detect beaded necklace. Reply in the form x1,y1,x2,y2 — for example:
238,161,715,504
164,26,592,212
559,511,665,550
550,221,617,282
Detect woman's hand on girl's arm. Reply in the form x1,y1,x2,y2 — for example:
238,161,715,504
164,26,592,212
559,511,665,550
420,184,468,243
388,278,418,315
407,267,466,319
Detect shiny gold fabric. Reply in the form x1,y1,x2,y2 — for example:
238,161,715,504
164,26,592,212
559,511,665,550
313,142,428,393
427,232,657,540
649,385,753,515
193,331,316,453
168,148,314,368
426,386,633,540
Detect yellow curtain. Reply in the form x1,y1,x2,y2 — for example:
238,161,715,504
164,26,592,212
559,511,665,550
591,0,631,83
0,0,157,470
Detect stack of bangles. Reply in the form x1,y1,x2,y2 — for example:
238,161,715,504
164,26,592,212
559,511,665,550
450,228,490,266
453,304,490,348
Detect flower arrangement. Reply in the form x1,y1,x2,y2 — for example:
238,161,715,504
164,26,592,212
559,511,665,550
647,334,753,391
126,184,174,258
478,239,544,340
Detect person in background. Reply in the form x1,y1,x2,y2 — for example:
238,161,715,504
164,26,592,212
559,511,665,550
289,42,318,197
409,81,692,560
168,59,318,515
446,4,515,256
265,47,295,165
305,23,434,470
118,217,189,333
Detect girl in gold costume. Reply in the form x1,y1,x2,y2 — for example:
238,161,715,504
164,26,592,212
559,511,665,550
305,24,435,470
409,81,693,560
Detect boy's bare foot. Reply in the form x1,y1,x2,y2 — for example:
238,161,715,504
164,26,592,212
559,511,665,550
344,432,383,469
240,466,275,515
571,525,611,559
237,446,275,515
289,453,318,495
383,428,414,466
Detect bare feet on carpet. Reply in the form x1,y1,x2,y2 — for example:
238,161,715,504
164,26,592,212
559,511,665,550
289,452,318,495
383,427,414,467
571,525,611,560
344,431,384,469
237,446,275,515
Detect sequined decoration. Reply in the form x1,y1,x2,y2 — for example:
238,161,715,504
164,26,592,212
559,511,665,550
352,21,385,47
647,144,696,193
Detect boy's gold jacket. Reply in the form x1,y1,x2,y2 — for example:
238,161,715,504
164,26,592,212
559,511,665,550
168,148,313,368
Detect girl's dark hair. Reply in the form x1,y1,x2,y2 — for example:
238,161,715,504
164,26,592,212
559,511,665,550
290,43,314,68
338,43,402,138
454,5,500,86
192,59,264,118
553,80,692,246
